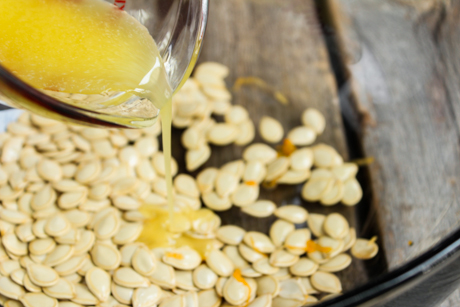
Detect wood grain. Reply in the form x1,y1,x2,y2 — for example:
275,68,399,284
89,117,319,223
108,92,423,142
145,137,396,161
327,0,460,305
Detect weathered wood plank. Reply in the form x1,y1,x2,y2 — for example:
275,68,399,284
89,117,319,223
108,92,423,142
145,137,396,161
170,0,386,292
327,0,460,305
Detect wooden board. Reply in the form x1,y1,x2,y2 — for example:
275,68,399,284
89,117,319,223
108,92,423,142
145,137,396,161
168,0,387,292
326,0,460,305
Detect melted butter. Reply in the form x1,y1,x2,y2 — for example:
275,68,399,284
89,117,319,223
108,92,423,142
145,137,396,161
137,205,217,258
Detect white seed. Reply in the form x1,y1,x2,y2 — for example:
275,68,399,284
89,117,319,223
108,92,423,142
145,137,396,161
301,108,325,134
113,196,140,211
241,200,276,218
54,254,88,276
148,261,175,290
2,137,24,164
119,243,142,267
275,205,308,224
307,214,326,238
323,213,349,240
307,168,334,180
270,249,300,268
256,275,279,297
310,271,342,294
351,237,379,260
26,263,59,287
215,171,239,198
343,228,357,252
286,126,316,146
43,278,75,299
0,260,20,277
36,159,62,182
175,270,197,291
111,283,133,305
223,246,249,269
75,161,101,184
163,247,201,270
10,268,25,285
72,284,98,305
314,237,344,259
58,190,88,210
29,238,56,255
0,276,25,300
207,124,238,146
113,267,149,288
269,220,295,247
289,258,318,277
3,233,28,256
231,183,259,207
320,180,344,206
235,119,256,146
193,264,217,290
253,258,279,275
195,62,229,78
20,293,57,307
331,163,358,182
224,105,248,125
289,148,314,171
243,144,277,165
91,243,121,271
196,168,218,194
31,184,56,211
133,285,163,307
152,152,178,177
271,296,304,307
73,230,95,256
223,275,250,306
85,267,111,302
271,267,291,281
112,222,143,245
112,177,139,196
284,229,311,255
44,244,74,267
238,244,266,264
342,177,363,206
244,232,275,254
265,157,289,182
217,225,246,245
0,209,30,225
259,117,284,144
312,144,343,168
206,249,234,277
132,246,157,277
240,267,262,278
182,127,205,150
278,278,308,301
186,145,211,172
301,178,334,202
45,214,71,237
319,254,352,272
277,169,311,184
174,174,199,198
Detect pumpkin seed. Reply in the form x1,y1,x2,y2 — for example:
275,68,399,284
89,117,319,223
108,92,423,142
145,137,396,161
45,214,71,237
247,293,272,307
278,278,308,301
26,263,59,287
284,229,311,256
231,183,259,207
351,237,379,260
2,233,28,256
29,238,56,255
54,255,88,276
42,278,75,299
238,244,266,264
132,246,157,277
342,177,363,206
207,124,238,146
235,119,256,146
73,230,95,256
72,284,98,305
193,265,217,290
205,249,234,277
112,223,143,245
132,285,163,307
85,267,111,302
319,254,352,273
274,205,308,224
312,144,343,168
271,268,291,281
253,258,279,275
23,274,40,293
256,275,280,297
241,200,276,218
58,190,87,210
320,179,344,206
331,163,358,182
223,274,250,306
243,232,275,254
174,174,199,198
202,192,231,212
243,144,277,165
223,246,250,269
289,258,318,277
0,209,30,225
37,160,62,182
163,247,201,270
0,260,20,277
148,261,175,290
286,126,316,146
216,226,246,246
113,267,149,288
323,213,349,240
90,243,121,271
265,157,289,182
342,228,356,252
111,283,134,305
31,185,56,211
269,249,299,267
182,127,205,150
175,271,197,291
259,116,284,144
10,268,25,286
185,145,211,172
20,293,58,307
269,220,295,247
301,178,334,202
301,108,325,134
310,271,342,294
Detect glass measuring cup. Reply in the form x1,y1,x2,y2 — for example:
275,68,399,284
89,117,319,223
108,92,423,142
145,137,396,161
0,0,208,128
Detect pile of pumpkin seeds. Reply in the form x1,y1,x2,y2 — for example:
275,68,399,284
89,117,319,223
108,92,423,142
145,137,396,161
0,62,377,307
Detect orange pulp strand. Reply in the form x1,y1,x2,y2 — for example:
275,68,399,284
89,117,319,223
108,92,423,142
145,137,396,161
233,269,251,305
